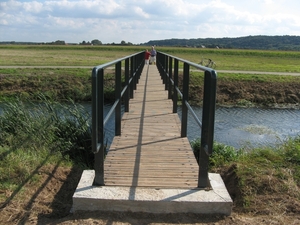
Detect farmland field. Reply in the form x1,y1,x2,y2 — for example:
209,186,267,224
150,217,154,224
1,45,300,72
0,45,299,106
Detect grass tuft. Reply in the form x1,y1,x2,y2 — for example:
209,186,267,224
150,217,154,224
190,136,300,211
0,95,93,196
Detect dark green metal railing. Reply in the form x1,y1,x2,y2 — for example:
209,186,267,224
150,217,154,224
92,51,217,188
156,52,217,188
91,51,144,185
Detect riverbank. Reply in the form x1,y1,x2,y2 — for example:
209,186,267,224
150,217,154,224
0,68,299,109
186,71,300,108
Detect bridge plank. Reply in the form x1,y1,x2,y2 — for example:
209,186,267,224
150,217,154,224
104,65,199,188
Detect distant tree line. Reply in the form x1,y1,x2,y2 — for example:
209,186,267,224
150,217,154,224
144,35,300,51
2,36,300,50
0,40,66,45
0,39,133,46
79,39,133,46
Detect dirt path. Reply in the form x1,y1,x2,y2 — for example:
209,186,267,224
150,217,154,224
217,70,300,76
0,66,93,69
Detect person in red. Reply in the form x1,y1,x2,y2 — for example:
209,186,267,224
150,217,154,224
144,49,151,65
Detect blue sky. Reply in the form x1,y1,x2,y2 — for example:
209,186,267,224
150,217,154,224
1,0,300,44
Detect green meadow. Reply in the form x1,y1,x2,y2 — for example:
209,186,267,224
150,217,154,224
1,45,300,72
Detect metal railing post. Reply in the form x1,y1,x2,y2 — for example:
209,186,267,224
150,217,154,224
173,59,178,113
157,52,163,77
165,55,169,90
168,56,173,99
115,61,122,136
125,58,130,112
133,56,137,90
130,56,134,98
161,54,165,81
198,70,217,188
162,54,165,80
137,53,143,80
92,68,105,186
134,55,139,84
181,63,189,137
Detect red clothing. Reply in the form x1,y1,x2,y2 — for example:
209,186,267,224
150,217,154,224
145,51,151,59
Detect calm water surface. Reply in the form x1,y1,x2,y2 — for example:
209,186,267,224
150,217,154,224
180,106,300,149
1,103,299,149
99,105,300,149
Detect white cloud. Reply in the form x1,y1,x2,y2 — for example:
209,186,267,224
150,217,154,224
23,1,43,13
1,0,300,43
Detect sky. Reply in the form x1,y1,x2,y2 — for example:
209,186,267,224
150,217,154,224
1,0,300,44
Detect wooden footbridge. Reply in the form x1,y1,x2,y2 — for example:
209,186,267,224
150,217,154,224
72,51,233,215
91,51,217,189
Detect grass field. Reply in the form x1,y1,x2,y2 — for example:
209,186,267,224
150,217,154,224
1,45,300,72
163,47,300,72
1,45,299,104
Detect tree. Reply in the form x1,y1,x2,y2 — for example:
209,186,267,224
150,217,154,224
91,39,102,45
53,40,65,45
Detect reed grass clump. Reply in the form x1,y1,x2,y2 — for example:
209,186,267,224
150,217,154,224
191,136,300,211
190,139,242,168
0,96,93,188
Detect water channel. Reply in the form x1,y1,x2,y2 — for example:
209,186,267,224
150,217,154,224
90,104,300,149
0,103,299,149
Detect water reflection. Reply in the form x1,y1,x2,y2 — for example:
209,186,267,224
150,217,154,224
179,107,300,149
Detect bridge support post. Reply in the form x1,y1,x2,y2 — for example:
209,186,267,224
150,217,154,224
115,62,122,136
168,57,173,99
92,68,105,186
172,59,178,113
130,56,134,98
181,63,189,138
198,70,217,188
124,58,130,112
165,55,169,90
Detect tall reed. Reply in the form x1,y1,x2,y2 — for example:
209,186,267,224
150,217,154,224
0,96,93,167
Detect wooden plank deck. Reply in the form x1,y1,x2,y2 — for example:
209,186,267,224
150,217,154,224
104,65,199,188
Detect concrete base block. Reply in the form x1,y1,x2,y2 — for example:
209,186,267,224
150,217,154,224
72,170,232,215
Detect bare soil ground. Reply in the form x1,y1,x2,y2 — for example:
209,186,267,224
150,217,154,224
190,80,300,108
216,80,300,108
0,80,299,224
1,164,300,225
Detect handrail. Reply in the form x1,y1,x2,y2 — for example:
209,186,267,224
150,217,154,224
156,52,217,188
92,51,217,188
92,51,144,185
